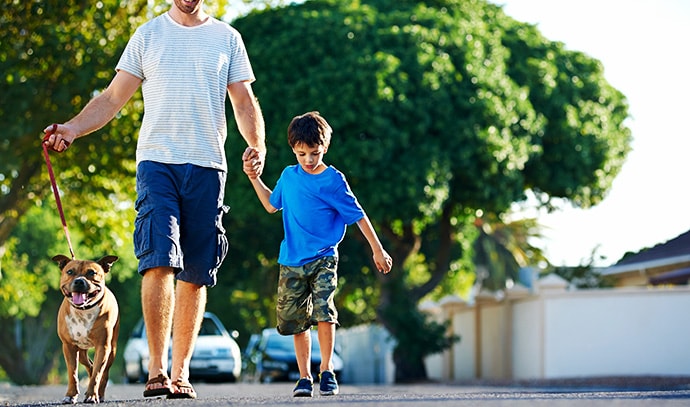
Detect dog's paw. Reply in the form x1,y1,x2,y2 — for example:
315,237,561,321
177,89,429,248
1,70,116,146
83,394,101,403
61,395,78,404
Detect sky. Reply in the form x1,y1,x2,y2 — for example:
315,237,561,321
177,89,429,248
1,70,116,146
491,0,690,267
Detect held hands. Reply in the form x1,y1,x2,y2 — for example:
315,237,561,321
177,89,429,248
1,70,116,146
42,123,76,153
242,146,265,179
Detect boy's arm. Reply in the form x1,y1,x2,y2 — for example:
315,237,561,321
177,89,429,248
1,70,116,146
356,216,393,274
248,176,278,213
242,147,278,213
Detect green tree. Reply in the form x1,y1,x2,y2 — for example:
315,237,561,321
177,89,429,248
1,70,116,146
1,0,632,384
472,213,548,292
0,203,139,384
229,0,631,381
551,247,616,289
0,0,149,384
0,0,238,384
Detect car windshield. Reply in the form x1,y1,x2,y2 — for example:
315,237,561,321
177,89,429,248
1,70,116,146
198,318,222,336
266,333,294,351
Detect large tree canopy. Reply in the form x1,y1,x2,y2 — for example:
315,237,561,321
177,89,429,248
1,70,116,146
0,0,631,384
0,0,149,384
229,0,630,380
0,0,231,384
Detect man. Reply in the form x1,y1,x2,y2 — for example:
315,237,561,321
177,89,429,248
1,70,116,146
43,0,265,399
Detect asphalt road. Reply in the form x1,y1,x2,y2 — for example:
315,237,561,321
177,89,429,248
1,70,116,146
2,381,690,407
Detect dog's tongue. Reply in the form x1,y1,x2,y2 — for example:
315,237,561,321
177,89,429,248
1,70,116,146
72,292,86,306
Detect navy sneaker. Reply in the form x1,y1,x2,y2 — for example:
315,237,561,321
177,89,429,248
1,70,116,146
293,377,313,397
319,370,339,396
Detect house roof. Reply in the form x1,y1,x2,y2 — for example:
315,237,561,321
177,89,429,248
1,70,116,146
649,267,690,286
601,229,690,276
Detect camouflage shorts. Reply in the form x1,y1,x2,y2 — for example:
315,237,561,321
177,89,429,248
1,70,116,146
276,256,339,335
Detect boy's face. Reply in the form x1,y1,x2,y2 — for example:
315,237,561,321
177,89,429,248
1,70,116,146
292,142,328,175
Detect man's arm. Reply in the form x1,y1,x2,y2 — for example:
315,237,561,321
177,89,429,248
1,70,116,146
229,81,266,177
43,70,142,152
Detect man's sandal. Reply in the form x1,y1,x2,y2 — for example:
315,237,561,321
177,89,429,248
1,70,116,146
143,373,172,397
167,379,197,399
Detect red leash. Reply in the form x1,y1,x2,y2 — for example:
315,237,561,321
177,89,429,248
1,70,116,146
42,124,76,260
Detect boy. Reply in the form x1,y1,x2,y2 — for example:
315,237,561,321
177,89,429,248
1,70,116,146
242,111,393,397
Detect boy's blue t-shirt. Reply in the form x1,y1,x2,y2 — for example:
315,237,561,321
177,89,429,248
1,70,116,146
269,165,365,267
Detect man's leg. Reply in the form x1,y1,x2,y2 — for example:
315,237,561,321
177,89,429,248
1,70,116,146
142,267,175,388
294,330,312,380
169,280,206,395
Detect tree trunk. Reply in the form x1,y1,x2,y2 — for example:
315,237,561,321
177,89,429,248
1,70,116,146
376,275,437,383
0,303,62,384
393,348,428,383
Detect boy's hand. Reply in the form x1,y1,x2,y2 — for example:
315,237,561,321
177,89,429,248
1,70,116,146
242,146,264,179
374,250,393,274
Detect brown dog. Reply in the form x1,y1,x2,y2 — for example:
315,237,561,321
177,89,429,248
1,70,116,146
54,254,119,404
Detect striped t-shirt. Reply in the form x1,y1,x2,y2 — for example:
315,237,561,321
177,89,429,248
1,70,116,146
116,12,255,171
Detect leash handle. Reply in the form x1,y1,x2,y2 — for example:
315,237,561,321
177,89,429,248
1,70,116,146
42,124,76,260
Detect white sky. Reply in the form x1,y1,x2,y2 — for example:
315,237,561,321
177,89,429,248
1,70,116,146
494,0,690,266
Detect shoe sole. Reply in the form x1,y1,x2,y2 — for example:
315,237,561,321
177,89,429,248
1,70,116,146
293,391,313,397
143,388,171,398
320,388,340,396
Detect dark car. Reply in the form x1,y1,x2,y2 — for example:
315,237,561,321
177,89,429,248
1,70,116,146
242,328,344,383
123,312,242,383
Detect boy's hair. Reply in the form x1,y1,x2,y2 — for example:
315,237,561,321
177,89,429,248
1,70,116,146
287,111,332,148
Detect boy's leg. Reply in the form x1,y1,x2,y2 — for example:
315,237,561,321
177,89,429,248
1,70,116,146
293,330,312,379
317,321,335,373
317,321,340,396
292,330,314,397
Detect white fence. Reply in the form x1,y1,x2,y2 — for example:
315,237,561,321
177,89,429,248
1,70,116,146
338,324,396,384
338,274,690,383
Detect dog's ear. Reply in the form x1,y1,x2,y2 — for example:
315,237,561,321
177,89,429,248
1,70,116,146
52,255,71,270
97,255,119,274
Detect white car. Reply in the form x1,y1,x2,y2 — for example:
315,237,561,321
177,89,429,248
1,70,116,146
123,312,242,383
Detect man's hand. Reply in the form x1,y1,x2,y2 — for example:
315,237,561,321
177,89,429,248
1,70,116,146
242,146,264,179
42,123,76,153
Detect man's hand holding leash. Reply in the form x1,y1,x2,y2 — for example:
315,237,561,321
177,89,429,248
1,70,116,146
43,123,77,153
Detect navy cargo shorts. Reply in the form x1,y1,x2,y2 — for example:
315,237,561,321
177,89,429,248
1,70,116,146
133,161,229,287
276,256,339,335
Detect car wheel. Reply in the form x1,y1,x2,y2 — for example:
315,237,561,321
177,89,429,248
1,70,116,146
137,358,147,383
210,374,236,383
124,370,138,384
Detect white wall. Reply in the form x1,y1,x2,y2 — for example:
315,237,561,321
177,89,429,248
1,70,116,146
338,324,396,384
333,280,690,383
438,279,690,380
511,299,542,379
538,288,690,377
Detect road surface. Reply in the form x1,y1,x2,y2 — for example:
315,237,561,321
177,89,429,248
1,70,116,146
2,381,690,406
